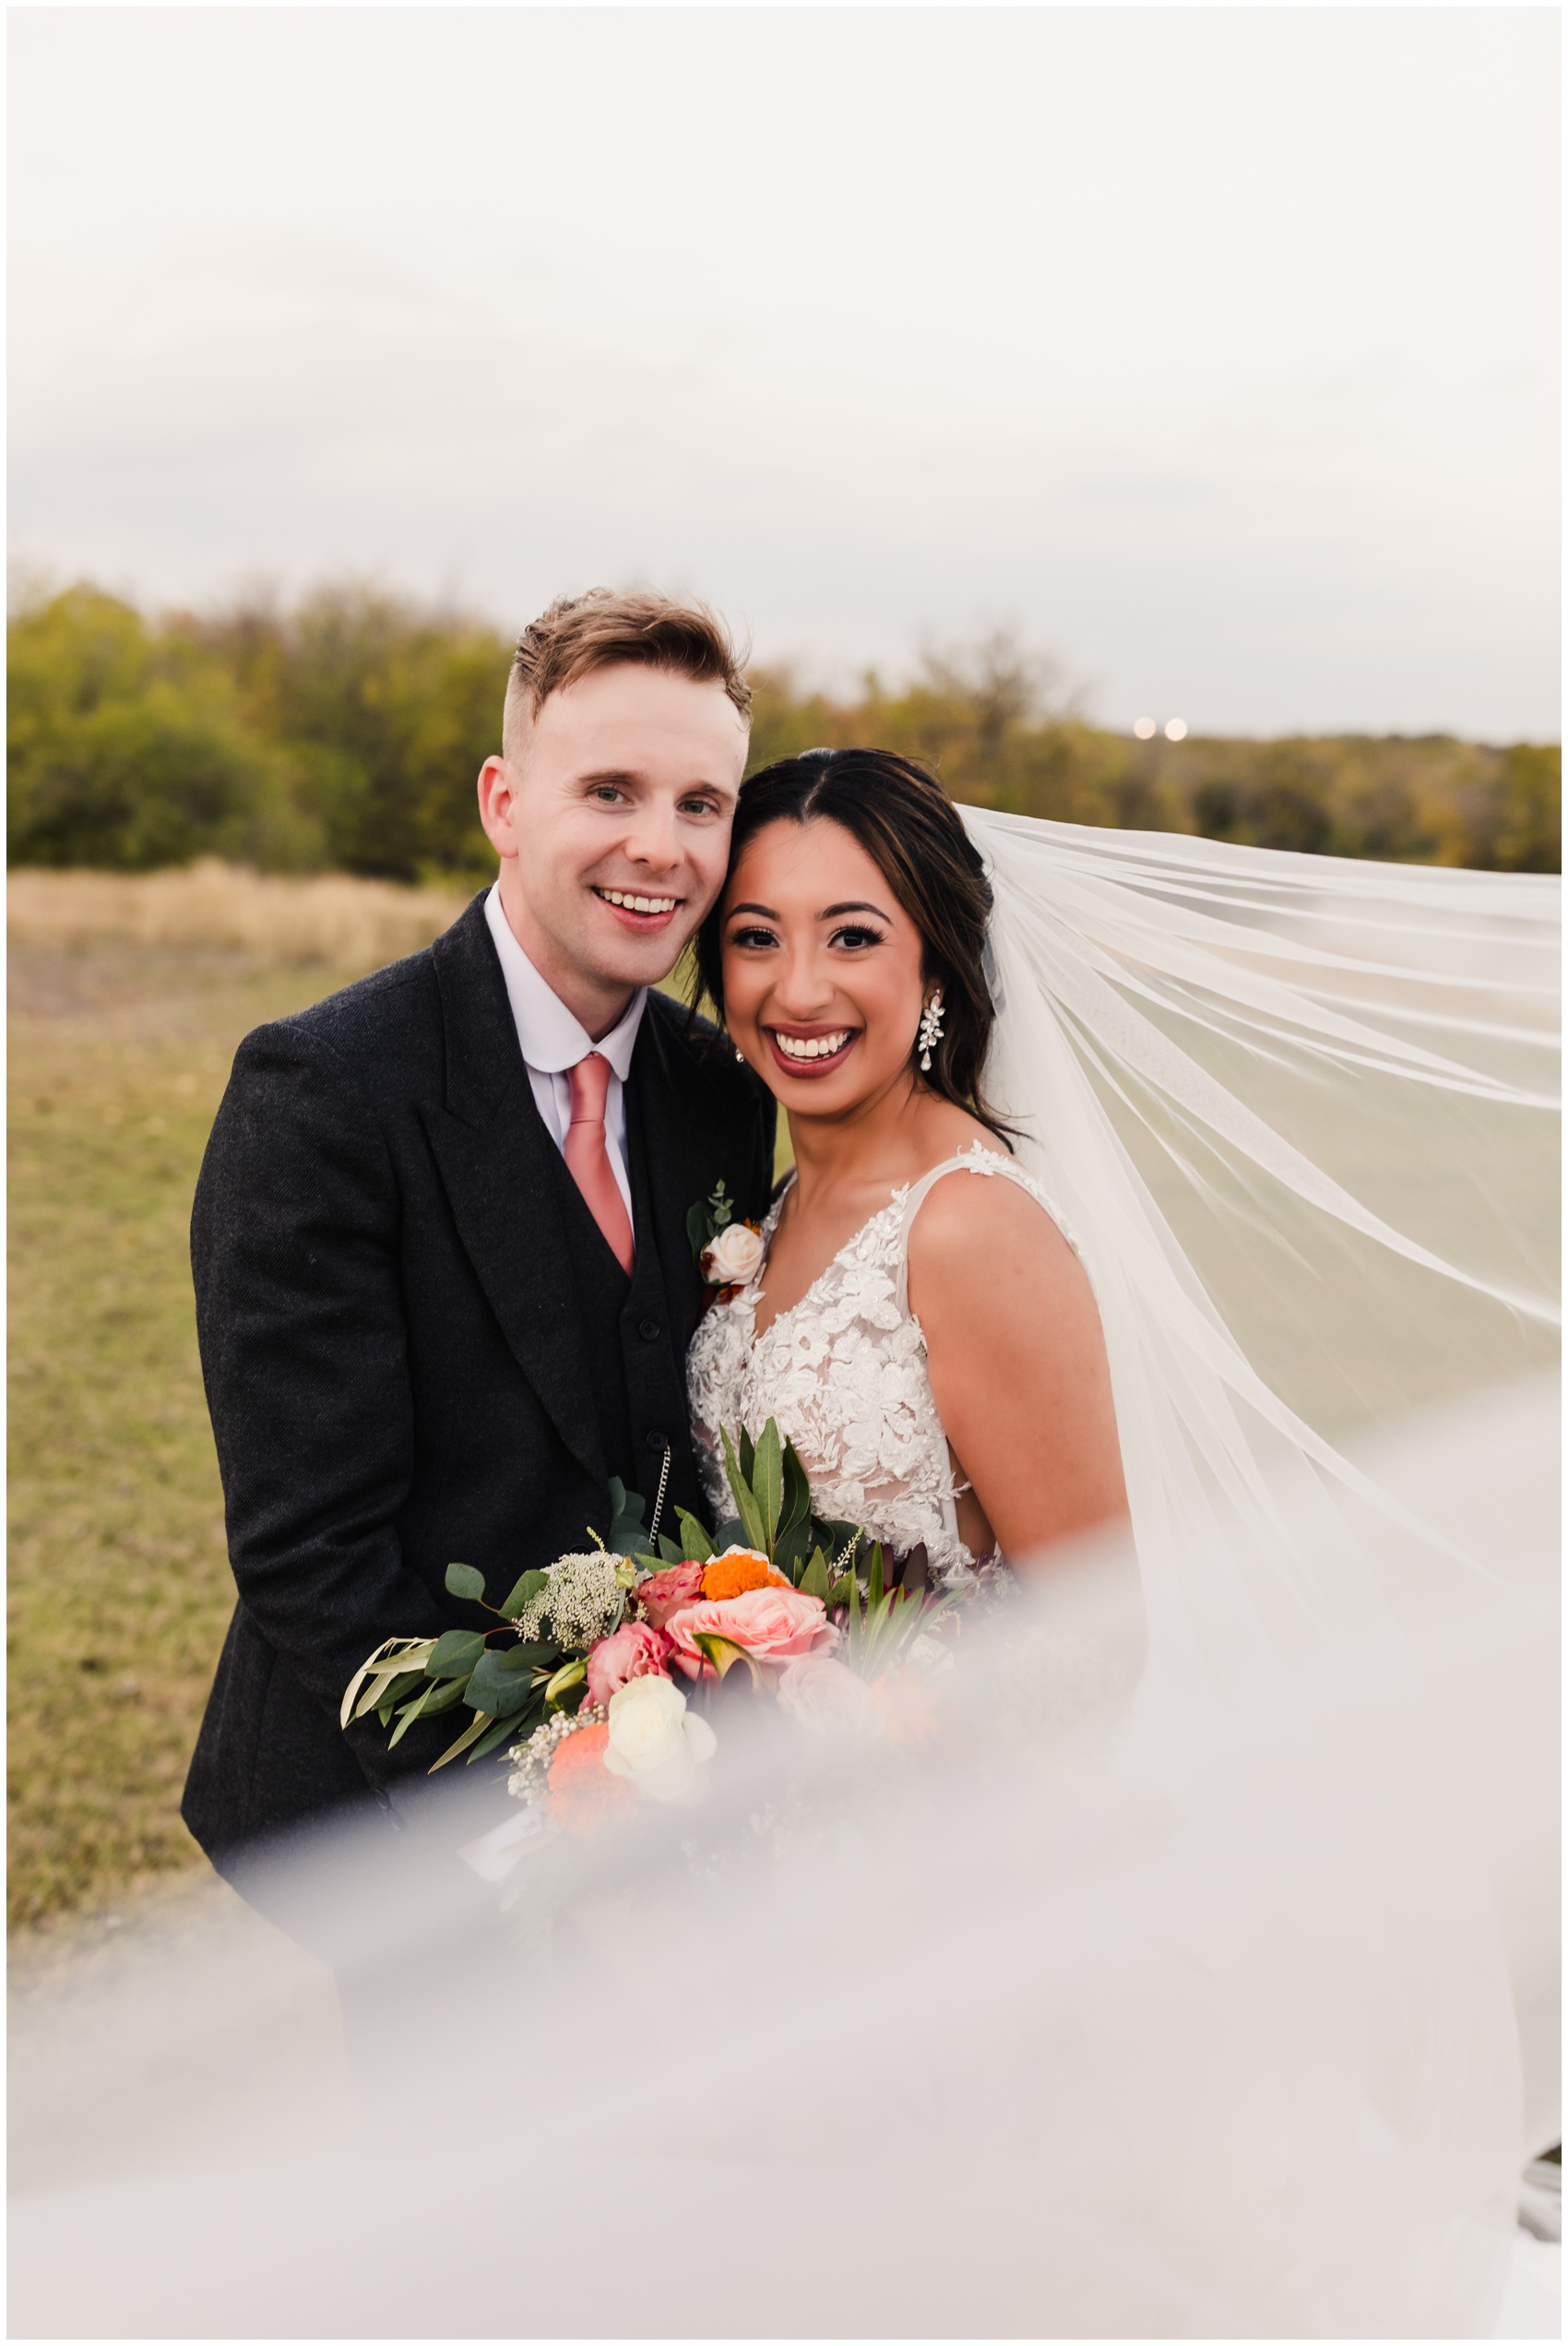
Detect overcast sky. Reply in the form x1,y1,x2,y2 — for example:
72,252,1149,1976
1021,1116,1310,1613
8,6,1560,738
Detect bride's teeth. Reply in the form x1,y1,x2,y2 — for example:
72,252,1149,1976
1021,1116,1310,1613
777,1030,849,1060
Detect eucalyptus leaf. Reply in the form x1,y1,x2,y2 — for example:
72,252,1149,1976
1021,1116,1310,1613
425,1629,487,1681
466,1649,540,1718
711,1518,745,1554
445,1563,487,1604
657,1534,685,1565
686,1199,711,1260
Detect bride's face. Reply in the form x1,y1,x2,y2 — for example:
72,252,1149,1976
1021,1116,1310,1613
720,816,927,1109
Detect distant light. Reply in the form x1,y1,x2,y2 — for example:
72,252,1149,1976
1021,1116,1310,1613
1164,718,1188,742
1133,717,1157,740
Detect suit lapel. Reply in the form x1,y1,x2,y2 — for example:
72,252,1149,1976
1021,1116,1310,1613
625,1004,718,1349
420,897,605,1484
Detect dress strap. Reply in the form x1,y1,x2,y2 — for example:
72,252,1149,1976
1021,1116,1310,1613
894,1143,1078,1316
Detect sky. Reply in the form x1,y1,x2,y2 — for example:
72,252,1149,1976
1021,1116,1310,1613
7,6,1561,739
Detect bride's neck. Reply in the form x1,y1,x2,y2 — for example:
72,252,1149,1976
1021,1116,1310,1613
785,1078,972,1208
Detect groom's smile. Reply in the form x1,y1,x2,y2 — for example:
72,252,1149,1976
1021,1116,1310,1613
478,662,749,1039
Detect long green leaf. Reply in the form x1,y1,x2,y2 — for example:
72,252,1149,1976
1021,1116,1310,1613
340,1637,434,1731
719,1428,767,1553
467,1714,524,1763
429,1711,493,1772
753,1419,784,1550
387,1678,442,1748
779,1440,812,1539
692,1632,766,1691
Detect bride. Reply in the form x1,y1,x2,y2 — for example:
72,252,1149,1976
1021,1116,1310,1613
688,746,1127,1590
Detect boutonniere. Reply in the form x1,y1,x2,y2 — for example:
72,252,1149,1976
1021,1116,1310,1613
687,1178,766,1293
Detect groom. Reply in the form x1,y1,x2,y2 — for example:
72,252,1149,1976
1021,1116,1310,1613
182,590,774,1894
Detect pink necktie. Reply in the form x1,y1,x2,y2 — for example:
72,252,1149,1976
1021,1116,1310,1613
564,1052,635,1275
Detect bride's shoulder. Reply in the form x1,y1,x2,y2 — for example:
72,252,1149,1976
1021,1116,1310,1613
904,1140,1083,1296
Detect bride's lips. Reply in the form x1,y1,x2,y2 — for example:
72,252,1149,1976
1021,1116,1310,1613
764,1024,860,1079
591,885,683,934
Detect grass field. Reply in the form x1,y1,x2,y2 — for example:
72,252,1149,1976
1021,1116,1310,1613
7,867,468,1929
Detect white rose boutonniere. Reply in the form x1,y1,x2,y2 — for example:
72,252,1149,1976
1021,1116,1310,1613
700,1220,766,1288
601,1674,718,1804
688,1176,765,1292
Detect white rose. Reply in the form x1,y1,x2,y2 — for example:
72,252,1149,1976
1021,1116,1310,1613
701,1221,766,1286
602,1674,719,1804
776,1655,882,1744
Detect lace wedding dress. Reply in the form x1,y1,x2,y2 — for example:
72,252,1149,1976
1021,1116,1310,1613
686,1140,1076,1592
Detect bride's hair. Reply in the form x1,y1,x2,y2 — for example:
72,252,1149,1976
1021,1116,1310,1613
693,746,1014,1144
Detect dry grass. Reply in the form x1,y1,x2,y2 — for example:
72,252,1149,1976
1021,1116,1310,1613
7,859,470,971
7,868,475,1932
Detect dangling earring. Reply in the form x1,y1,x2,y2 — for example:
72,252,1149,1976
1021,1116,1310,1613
735,1046,746,1063
917,990,945,1073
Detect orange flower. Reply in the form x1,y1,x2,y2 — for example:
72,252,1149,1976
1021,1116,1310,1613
547,1721,637,1834
700,1547,789,1602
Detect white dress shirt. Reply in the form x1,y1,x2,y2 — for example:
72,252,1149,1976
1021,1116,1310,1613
483,883,647,1231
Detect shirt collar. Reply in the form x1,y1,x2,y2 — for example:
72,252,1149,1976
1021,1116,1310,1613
484,883,647,1082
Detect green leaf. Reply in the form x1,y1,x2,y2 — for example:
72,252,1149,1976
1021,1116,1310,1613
425,1629,487,1680
607,1480,648,1558
692,1631,766,1691
415,1673,470,1718
687,1199,711,1261
676,1508,715,1563
445,1562,487,1603
868,1542,885,1609
710,1517,745,1554
753,1419,784,1549
738,1426,755,1484
779,1440,812,1540
657,1533,685,1565
496,1569,548,1620
466,1649,542,1718
340,1637,436,1731
799,1546,831,1602
710,1178,733,1232
772,1518,812,1588
429,1711,493,1772
719,1428,767,1554
387,1678,445,1748
467,1713,525,1764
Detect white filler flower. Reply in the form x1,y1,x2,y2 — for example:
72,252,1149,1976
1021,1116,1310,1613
602,1675,718,1804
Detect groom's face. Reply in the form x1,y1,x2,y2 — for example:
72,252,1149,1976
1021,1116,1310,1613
480,663,748,1033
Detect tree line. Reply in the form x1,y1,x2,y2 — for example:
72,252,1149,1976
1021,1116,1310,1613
8,581,1559,880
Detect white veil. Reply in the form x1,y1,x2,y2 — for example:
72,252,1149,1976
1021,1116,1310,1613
968,806,1560,2148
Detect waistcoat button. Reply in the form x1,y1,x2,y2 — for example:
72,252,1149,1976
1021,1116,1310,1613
638,1317,661,1341
646,1428,669,1451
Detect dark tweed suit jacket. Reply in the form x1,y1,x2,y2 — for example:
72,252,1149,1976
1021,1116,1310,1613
183,892,775,1865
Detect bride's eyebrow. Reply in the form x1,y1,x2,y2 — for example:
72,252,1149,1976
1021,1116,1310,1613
726,901,778,921
820,899,892,923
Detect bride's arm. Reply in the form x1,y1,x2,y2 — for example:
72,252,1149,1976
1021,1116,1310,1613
908,1172,1128,1561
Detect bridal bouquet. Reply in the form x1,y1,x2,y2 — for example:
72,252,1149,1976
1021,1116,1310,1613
340,1419,955,1832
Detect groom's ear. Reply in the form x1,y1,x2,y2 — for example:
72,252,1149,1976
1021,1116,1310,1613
477,754,522,860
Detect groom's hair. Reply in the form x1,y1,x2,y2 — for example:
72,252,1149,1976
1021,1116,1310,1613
503,589,751,763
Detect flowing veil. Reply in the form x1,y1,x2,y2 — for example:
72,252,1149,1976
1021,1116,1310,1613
968,808,1561,2194
9,816,1560,2340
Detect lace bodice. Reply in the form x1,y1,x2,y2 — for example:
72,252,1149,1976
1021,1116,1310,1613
686,1143,1077,1594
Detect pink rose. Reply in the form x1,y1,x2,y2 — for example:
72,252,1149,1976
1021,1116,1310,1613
586,1621,672,1710
777,1654,881,1743
665,1585,837,1680
634,1561,707,1632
